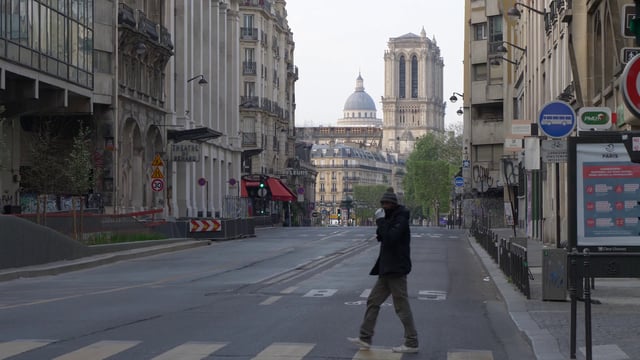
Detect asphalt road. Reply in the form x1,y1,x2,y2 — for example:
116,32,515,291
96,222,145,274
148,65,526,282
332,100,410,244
0,226,536,359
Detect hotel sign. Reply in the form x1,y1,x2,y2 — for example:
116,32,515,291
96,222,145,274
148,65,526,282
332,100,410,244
170,142,201,162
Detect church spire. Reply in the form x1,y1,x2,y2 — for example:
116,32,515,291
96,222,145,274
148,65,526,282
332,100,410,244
355,72,364,92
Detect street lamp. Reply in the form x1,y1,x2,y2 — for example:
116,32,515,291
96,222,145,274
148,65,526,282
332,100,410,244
490,56,519,66
496,41,527,55
456,107,464,116
187,74,208,86
449,92,464,103
507,2,546,19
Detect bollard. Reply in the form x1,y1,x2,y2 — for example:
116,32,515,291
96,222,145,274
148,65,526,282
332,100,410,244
569,248,577,359
583,249,592,360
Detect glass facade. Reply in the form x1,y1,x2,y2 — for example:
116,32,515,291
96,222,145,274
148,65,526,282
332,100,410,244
0,0,94,88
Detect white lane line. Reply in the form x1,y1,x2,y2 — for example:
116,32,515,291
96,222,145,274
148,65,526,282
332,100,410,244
251,342,314,360
260,296,282,305
53,340,140,360
151,342,227,360
0,339,52,359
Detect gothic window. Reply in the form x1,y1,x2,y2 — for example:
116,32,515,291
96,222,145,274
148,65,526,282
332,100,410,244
399,55,406,98
411,55,418,98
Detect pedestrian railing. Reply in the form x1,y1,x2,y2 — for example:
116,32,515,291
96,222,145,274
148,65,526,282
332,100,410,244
470,219,531,299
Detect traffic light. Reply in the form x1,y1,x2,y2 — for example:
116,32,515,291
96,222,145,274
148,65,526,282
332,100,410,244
337,209,341,219
259,175,266,189
631,16,640,46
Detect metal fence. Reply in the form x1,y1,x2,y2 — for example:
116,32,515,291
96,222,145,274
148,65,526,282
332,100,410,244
470,218,531,299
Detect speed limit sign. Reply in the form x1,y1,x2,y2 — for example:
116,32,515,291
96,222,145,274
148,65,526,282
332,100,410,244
151,178,164,192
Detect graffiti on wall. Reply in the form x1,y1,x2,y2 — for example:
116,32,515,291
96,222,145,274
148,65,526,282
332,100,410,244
472,165,494,192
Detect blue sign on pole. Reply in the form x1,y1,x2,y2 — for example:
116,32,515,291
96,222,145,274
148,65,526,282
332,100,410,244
462,160,470,168
454,176,464,187
538,101,577,138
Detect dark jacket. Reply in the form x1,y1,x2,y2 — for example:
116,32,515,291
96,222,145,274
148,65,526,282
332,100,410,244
370,205,412,276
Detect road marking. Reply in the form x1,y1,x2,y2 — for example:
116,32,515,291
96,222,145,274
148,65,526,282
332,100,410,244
303,289,337,297
281,286,298,294
151,342,227,360
352,348,402,359
360,289,371,298
53,340,140,360
260,296,282,305
0,339,52,359
418,290,447,300
251,342,314,360
447,350,493,359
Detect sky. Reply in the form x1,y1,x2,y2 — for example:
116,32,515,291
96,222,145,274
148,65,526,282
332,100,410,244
286,0,465,130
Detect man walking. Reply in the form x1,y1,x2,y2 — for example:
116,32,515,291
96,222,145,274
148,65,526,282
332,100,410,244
348,187,419,353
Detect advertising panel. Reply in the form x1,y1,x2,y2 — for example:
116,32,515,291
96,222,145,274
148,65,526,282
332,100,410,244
569,134,640,252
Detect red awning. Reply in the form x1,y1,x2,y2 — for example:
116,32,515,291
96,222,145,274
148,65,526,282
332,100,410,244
241,179,260,198
266,178,297,202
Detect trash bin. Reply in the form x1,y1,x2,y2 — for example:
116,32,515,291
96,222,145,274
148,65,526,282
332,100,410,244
542,247,568,301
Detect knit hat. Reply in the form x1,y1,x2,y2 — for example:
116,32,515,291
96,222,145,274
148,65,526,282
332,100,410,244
380,187,398,204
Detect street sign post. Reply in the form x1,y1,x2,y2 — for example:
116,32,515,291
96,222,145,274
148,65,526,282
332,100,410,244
538,101,577,138
454,176,464,187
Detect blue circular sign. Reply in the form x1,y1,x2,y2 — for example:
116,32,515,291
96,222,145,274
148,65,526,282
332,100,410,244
538,101,577,138
454,176,464,187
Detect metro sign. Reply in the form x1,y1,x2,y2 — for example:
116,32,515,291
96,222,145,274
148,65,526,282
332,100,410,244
189,219,222,232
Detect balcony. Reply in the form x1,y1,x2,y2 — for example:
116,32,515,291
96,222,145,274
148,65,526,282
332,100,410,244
240,96,260,108
241,27,259,41
117,4,173,52
241,0,272,12
242,132,257,146
243,61,257,75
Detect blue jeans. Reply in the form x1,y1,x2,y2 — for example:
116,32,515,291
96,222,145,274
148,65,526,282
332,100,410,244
359,274,419,347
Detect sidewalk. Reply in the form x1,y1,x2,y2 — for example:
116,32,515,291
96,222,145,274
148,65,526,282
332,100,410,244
0,240,210,282
470,228,640,360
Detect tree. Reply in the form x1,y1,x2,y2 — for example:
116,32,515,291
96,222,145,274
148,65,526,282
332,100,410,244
353,184,388,225
403,131,462,224
66,127,93,241
21,123,67,224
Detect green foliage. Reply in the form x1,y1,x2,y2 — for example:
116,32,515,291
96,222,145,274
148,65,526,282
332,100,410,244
403,131,462,218
353,184,388,220
66,127,93,195
22,123,67,194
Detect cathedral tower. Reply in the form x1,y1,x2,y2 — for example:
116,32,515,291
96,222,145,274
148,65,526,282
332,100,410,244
381,27,445,158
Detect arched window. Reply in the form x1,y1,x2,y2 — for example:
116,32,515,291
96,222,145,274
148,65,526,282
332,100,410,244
399,56,406,98
411,55,418,98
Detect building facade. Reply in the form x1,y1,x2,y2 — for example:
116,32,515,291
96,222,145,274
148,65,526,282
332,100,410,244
1,0,302,225
382,28,446,159
0,0,108,214
460,0,511,229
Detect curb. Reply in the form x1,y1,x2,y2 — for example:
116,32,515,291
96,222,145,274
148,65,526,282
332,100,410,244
467,235,566,360
0,240,210,282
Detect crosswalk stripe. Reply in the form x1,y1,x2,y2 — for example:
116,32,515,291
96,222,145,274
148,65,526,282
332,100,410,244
447,350,493,359
360,289,371,298
251,342,314,360
150,341,227,360
260,296,282,305
281,286,298,294
0,339,52,359
52,340,140,360
352,348,402,359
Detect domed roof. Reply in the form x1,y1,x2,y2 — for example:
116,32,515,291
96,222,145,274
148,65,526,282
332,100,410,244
343,74,376,111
